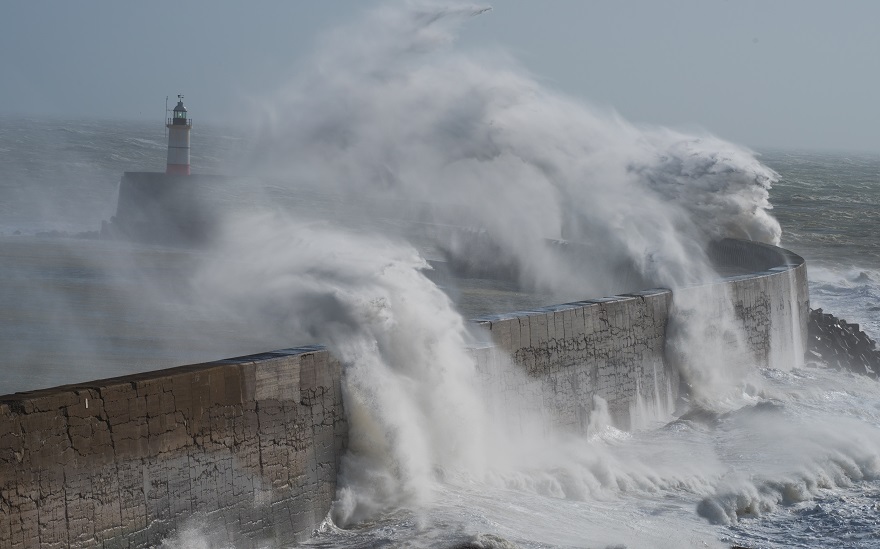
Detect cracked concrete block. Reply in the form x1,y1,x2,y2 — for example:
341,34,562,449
256,357,300,402
518,316,531,351
491,318,513,354
562,309,574,340
545,311,556,343
508,316,521,351
534,314,549,346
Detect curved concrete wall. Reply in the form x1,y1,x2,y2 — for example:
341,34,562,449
469,239,808,432
703,239,809,372
0,239,807,548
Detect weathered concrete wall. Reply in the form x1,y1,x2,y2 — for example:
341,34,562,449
471,288,675,432
471,239,808,431
0,239,807,548
712,240,809,370
0,347,345,549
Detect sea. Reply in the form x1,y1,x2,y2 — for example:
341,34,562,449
2,116,880,549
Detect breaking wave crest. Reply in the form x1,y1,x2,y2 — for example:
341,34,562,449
248,1,781,301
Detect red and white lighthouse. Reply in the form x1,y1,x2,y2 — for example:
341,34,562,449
166,95,192,175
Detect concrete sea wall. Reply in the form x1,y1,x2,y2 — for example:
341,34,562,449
0,348,345,548
0,239,807,548
470,239,809,432
470,288,675,433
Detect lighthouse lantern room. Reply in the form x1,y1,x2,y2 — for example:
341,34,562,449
166,95,192,175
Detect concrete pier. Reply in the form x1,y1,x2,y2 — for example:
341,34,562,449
0,239,808,548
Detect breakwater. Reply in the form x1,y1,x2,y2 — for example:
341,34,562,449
0,349,346,548
0,239,808,548
808,308,880,378
106,172,227,246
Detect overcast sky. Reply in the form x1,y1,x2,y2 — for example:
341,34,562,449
2,1,878,152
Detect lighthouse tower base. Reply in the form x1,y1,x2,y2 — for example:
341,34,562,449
108,172,227,247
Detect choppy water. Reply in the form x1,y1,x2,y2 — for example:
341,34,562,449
766,149,880,339
3,120,880,548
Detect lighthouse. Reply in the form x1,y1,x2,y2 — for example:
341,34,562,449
166,95,192,175
110,94,223,245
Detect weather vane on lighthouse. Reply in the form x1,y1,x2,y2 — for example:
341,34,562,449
165,94,192,175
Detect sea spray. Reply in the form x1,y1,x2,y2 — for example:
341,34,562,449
243,0,791,410
185,209,879,549
193,215,720,522
2,124,876,548
695,385,880,526
247,1,781,303
193,2,859,543
193,214,499,523
667,284,765,410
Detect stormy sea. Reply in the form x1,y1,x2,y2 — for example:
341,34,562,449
3,6,880,549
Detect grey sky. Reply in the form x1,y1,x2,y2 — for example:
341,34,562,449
2,1,878,151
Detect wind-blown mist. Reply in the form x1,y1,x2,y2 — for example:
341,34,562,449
196,216,491,523
247,2,781,300
174,2,837,544
193,215,721,531
239,0,788,429
185,1,803,535
191,217,874,548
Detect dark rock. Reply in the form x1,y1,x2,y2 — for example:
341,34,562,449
807,308,880,379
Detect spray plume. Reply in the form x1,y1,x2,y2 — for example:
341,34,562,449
195,215,729,528
247,1,781,301
190,0,814,536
